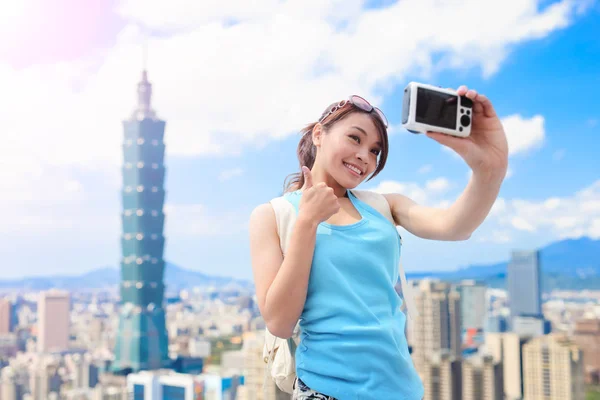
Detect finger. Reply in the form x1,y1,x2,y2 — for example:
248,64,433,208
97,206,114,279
301,166,313,190
466,89,478,100
426,131,470,156
475,94,497,118
456,85,468,95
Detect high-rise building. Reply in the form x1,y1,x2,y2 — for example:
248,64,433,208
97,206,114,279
0,298,13,334
421,350,462,400
462,354,503,400
112,70,170,373
458,280,487,333
413,280,462,376
484,332,529,400
512,314,551,337
522,334,585,400
507,250,542,323
572,318,600,384
37,290,70,353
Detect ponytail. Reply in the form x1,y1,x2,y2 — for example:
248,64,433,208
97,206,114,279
283,122,317,193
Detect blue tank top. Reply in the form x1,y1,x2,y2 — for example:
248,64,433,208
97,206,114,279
284,189,424,400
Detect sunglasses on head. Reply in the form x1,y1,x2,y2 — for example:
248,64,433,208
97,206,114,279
318,95,388,128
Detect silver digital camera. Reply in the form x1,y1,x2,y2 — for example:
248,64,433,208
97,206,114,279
401,82,473,137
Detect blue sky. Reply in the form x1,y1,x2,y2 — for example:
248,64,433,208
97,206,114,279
1,0,599,280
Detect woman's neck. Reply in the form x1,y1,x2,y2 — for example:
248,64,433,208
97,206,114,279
308,166,348,198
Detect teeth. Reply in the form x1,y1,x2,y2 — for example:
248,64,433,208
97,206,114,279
344,162,362,175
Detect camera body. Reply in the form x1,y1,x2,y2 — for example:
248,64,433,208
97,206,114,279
401,82,473,137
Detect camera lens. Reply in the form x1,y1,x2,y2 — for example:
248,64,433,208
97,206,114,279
460,115,471,127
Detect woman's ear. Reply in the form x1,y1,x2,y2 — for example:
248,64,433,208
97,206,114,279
312,123,323,147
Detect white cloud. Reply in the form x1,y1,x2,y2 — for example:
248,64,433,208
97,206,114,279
511,216,537,232
164,204,247,236
218,168,243,182
477,229,512,243
0,0,591,243
369,177,600,245
0,0,585,168
426,177,451,193
501,114,546,156
486,180,600,240
369,176,452,206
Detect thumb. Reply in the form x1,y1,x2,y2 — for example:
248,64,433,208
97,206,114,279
301,166,313,190
426,132,470,157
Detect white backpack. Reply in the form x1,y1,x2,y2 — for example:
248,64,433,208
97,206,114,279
262,189,419,394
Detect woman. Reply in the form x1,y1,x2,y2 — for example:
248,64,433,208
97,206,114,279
249,86,508,399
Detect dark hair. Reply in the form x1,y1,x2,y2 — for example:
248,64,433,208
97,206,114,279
283,101,389,193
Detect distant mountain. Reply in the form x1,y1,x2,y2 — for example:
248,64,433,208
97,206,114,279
0,263,252,291
1,237,598,292
406,237,600,291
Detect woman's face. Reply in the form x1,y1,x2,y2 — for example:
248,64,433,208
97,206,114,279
314,112,383,189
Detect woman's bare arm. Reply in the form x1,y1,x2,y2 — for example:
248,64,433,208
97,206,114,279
248,203,319,338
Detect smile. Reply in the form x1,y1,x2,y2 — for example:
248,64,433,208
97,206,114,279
343,162,363,176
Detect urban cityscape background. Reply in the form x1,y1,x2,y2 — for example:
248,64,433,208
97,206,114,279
1,0,599,399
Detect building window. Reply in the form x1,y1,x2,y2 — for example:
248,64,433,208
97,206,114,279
133,384,144,400
125,162,132,169
151,139,159,146
136,258,143,265
137,185,144,192
135,282,143,289
151,258,158,264
147,303,155,311
124,210,132,217
151,210,158,217
151,234,158,240
136,209,144,216
123,281,131,288
151,186,158,192
124,233,132,240
136,233,144,240
137,162,144,168
137,138,144,145
125,186,132,193
150,282,157,289
152,163,159,169
161,385,186,399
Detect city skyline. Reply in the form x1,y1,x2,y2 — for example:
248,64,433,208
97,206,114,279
1,1,599,282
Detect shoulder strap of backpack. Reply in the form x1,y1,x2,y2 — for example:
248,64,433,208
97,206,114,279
269,196,297,255
350,189,419,319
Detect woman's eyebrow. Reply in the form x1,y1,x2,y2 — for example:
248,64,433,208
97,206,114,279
350,125,382,147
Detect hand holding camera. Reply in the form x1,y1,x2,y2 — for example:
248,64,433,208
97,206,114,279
401,82,509,174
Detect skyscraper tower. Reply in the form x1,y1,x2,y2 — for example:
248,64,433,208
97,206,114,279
507,250,542,320
112,70,170,373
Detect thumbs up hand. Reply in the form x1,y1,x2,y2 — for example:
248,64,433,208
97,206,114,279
299,166,341,225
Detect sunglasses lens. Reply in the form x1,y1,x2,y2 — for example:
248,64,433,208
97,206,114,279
350,95,372,112
375,108,388,128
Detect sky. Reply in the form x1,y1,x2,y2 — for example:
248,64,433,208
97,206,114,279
0,0,599,280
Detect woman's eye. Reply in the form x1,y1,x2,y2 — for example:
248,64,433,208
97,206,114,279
372,149,381,156
349,135,360,143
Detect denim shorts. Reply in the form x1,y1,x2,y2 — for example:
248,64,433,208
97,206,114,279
292,377,337,400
